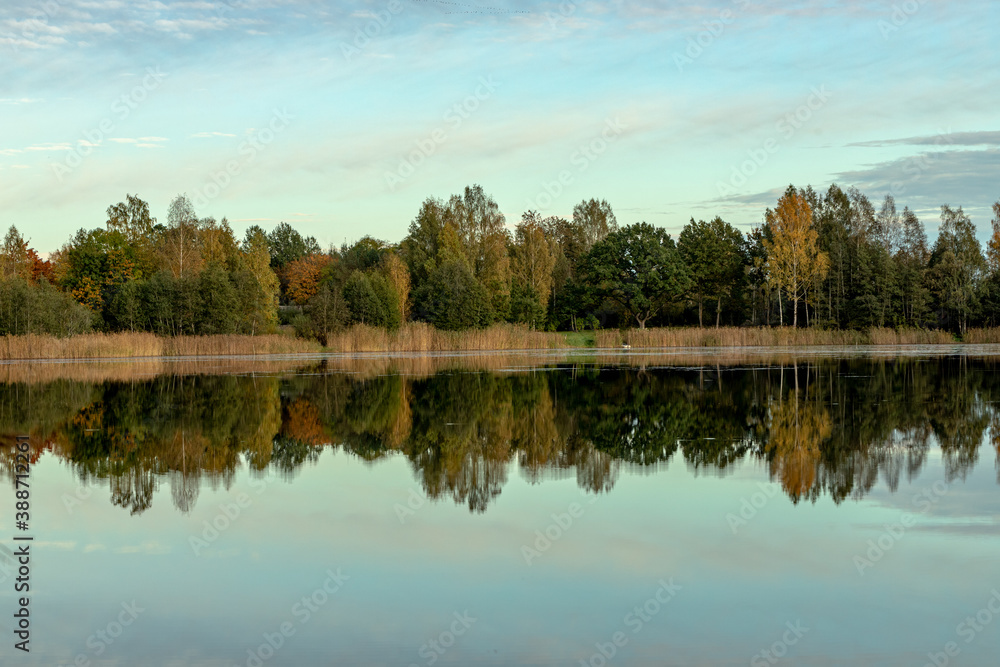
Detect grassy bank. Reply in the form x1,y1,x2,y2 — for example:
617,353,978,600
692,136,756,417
0,325,988,362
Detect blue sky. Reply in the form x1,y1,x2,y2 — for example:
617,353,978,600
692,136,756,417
1,0,997,253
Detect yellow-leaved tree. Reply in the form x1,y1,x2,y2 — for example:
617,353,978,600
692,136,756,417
763,187,829,327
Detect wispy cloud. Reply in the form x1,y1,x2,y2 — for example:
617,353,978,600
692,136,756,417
108,137,168,147
850,131,1000,147
24,142,72,151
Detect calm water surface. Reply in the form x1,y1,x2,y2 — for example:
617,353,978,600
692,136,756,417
1,349,999,666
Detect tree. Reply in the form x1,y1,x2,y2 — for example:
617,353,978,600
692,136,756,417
238,226,280,332
763,187,829,327
106,194,156,277
928,205,984,333
678,217,747,327
874,194,903,254
0,226,31,280
579,222,691,329
231,269,272,335
897,207,930,326
197,264,239,334
106,194,155,243
510,212,557,328
160,195,203,278
448,185,511,318
342,236,387,273
400,197,451,288
267,222,320,270
417,259,494,330
285,254,334,306
343,271,401,330
572,199,618,250
306,283,349,344
107,279,145,332
27,248,55,284
380,252,411,321
0,277,91,336
199,217,240,270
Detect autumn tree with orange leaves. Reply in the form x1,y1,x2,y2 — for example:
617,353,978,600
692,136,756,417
763,187,829,327
285,254,333,305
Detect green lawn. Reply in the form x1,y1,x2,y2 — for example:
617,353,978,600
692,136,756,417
561,330,596,347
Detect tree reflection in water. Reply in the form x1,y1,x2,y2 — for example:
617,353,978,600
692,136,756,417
1,355,998,514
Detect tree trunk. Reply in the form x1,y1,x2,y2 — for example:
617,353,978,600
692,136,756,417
778,290,784,326
698,300,703,328
804,285,810,328
716,296,722,328
792,291,799,328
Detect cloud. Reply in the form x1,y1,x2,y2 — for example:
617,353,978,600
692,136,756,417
850,131,1000,148
191,131,237,138
109,137,168,146
35,540,77,550
114,540,170,555
24,142,72,151
0,98,42,104
834,148,1000,212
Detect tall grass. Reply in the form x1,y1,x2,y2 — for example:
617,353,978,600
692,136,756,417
162,335,321,356
962,328,1000,344
595,326,957,348
322,323,568,353
0,332,319,361
0,325,970,362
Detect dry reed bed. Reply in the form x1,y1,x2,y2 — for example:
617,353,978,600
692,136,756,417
960,328,1000,344
596,327,957,348
162,335,320,356
0,333,320,361
0,325,975,368
323,323,567,353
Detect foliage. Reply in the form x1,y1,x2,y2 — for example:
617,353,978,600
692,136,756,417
285,254,333,305
343,271,402,330
0,278,92,336
267,222,320,270
579,222,690,329
7,187,1000,340
509,212,557,328
305,283,350,344
763,186,829,326
415,259,494,330
678,217,747,326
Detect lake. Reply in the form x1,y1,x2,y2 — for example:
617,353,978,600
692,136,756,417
2,348,999,666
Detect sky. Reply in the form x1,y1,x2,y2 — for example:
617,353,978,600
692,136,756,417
1,0,998,253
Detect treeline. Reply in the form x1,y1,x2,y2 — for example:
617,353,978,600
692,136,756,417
5,184,1000,338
